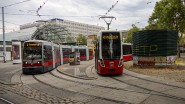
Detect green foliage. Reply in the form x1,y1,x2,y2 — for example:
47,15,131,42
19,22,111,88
180,36,185,44
92,36,98,45
66,36,75,43
148,0,185,38
76,34,87,45
124,24,140,43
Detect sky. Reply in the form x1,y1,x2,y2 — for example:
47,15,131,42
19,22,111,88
0,0,159,33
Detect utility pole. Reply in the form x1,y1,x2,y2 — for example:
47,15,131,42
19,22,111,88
99,16,116,30
2,7,6,63
1,0,30,63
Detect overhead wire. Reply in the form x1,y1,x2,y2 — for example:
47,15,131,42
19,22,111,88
36,0,49,17
0,0,31,8
0,20,20,25
104,0,119,16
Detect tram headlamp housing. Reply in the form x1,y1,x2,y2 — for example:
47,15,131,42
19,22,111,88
118,59,123,67
99,59,105,67
37,61,42,64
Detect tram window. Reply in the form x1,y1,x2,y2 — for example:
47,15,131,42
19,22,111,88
123,45,132,55
43,46,52,61
63,48,71,58
69,54,75,58
89,49,93,56
23,46,42,60
79,49,86,56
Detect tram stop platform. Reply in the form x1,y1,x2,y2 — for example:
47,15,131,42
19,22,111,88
57,59,97,80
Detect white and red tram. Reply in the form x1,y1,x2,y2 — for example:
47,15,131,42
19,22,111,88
22,40,61,74
95,30,124,75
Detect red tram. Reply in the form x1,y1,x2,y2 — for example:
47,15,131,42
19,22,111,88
74,46,89,61
61,45,72,64
22,40,61,74
95,30,123,75
89,48,93,60
122,43,133,62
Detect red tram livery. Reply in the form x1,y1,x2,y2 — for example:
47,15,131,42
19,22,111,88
122,43,133,62
95,30,123,75
22,40,61,74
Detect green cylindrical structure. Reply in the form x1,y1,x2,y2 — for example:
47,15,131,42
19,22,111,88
133,30,178,56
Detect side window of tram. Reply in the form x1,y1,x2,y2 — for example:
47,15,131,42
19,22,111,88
44,46,52,61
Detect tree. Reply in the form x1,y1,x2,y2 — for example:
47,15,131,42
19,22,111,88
147,0,185,57
92,36,98,45
124,24,140,43
180,36,185,44
76,34,87,45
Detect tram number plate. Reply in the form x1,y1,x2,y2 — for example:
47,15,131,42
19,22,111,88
109,62,114,67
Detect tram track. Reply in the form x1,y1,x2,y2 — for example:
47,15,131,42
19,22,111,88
111,77,185,101
123,72,185,89
18,64,185,103
55,65,185,102
51,69,185,102
54,69,151,94
32,73,129,104
0,97,14,104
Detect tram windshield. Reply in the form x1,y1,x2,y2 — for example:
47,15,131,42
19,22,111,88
101,32,121,60
23,42,42,60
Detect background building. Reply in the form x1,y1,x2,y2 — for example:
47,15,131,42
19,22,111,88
0,18,105,61
20,18,105,38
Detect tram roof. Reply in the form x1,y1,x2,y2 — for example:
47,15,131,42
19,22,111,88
25,40,52,43
100,30,121,33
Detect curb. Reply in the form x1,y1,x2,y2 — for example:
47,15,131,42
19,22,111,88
0,80,20,85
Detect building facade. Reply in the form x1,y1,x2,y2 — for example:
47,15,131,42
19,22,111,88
0,18,104,61
20,18,105,38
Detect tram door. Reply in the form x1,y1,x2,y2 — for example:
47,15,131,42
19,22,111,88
12,41,22,64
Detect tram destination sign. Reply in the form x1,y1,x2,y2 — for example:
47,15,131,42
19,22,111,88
25,43,41,47
103,35,118,39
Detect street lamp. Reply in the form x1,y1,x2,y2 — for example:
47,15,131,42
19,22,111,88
1,0,30,63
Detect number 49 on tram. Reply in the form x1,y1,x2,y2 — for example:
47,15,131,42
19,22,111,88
95,30,124,75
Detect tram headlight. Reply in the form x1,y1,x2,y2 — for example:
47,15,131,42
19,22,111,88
99,59,105,67
118,59,123,67
25,61,28,64
37,61,42,64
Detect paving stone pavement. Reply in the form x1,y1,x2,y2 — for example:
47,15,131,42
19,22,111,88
0,83,84,104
